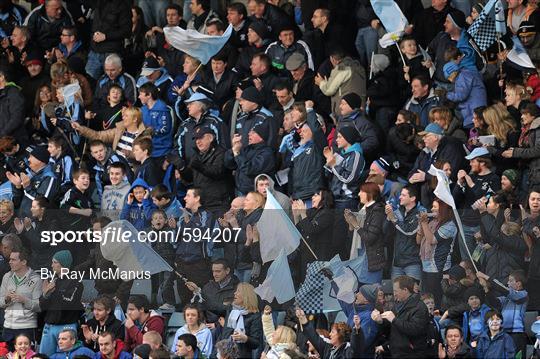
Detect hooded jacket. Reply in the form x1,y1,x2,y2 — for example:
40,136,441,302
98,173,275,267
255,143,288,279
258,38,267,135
50,341,95,359
201,275,240,315
224,143,276,195
93,339,131,359
235,107,279,149
171,324,213,357
120,178,156,231
462,303,491,343
101,180,131,221
124,310,165,351
446,67,487,128
141,99,174,158
0,268,41,329
254,174,291,216
84,315,125,351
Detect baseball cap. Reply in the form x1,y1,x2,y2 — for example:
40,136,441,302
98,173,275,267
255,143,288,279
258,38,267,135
185,92,209,103
418,123,444,136
140,57,161,77
465,146,490,160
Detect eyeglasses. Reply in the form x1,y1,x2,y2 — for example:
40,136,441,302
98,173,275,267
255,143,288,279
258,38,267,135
61,33,72,37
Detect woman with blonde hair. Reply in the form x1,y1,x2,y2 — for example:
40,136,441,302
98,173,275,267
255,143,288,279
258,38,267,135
222,282,262,358
505,82,531,126
482,104,520,174
50,60,93,107
429,106,467,143
72,106,151,163
261,305,298,359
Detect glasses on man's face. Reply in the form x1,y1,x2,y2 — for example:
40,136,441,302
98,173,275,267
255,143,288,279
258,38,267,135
61,33,71,37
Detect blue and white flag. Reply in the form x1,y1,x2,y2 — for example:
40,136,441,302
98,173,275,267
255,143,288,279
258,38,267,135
164,25,232,64
257,190,301,263
295,261,341,313
371,0,408,49
428,165,456,209
468,0,506,51
507,35,535,71
101,220,173,277
254,249,295,304
370,0,408,33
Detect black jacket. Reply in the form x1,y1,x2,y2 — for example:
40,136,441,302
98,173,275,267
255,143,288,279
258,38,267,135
409,136,467,183
296,207,334,262
257,3,298,40
481,210,527,286
391,205,421,267
452,171,500,226
235,107,279,149
386,124,420,180
304,22,348,70
219,312,262,358
90,0,131,54
24,4,73,51
293,69,331,118
0,84,27,144
302,321,364,359
21,214,59,271
201,275,240,315
39,276,83,325
382,293,430,358
184,144,232,213
413,5,460,48
200,69,238,110
355,201,386,271
135,157,164,188
83,314,124,351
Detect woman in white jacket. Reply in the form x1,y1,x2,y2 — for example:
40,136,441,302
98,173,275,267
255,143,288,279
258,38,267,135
261,305,300,359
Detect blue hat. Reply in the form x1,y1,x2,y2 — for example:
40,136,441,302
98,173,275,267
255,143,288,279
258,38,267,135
443,62,460,79
185,92,209,103
419,123,444,136
465,146,490,160
53,250,73,268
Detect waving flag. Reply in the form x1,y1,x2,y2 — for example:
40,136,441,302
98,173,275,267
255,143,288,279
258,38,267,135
295,261,341,313
254,249,295,304
507,35,535,71
468,0,506,51
164,25,232,64
428,165,479,272
371,0,408,33
257,191,301,263
371,0,408,49
101,220,173,277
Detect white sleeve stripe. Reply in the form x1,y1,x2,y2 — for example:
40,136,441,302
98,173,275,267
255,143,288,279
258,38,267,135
331,152,360,183
298,40,315,70
44,178,55,198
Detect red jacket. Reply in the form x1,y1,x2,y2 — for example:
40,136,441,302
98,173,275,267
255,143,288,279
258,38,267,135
123,311,165,351
95,340,131,359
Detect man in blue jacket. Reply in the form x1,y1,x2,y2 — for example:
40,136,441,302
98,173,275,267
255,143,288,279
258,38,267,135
139,82,174,158
50,329,95,359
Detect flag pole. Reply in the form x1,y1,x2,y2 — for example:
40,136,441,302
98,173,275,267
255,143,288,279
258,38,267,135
452,208,480,273
496,32,504,99
394,42,409,83
301,235,318,260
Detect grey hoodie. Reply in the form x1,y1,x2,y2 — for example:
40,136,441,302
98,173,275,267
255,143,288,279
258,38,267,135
101,180,130,220
254,174,292,218
0,268,41,329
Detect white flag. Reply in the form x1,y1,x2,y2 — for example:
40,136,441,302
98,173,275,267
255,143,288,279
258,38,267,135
254,249,295,304
428,165,456,209
257,191,301,263
164,25,232,64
